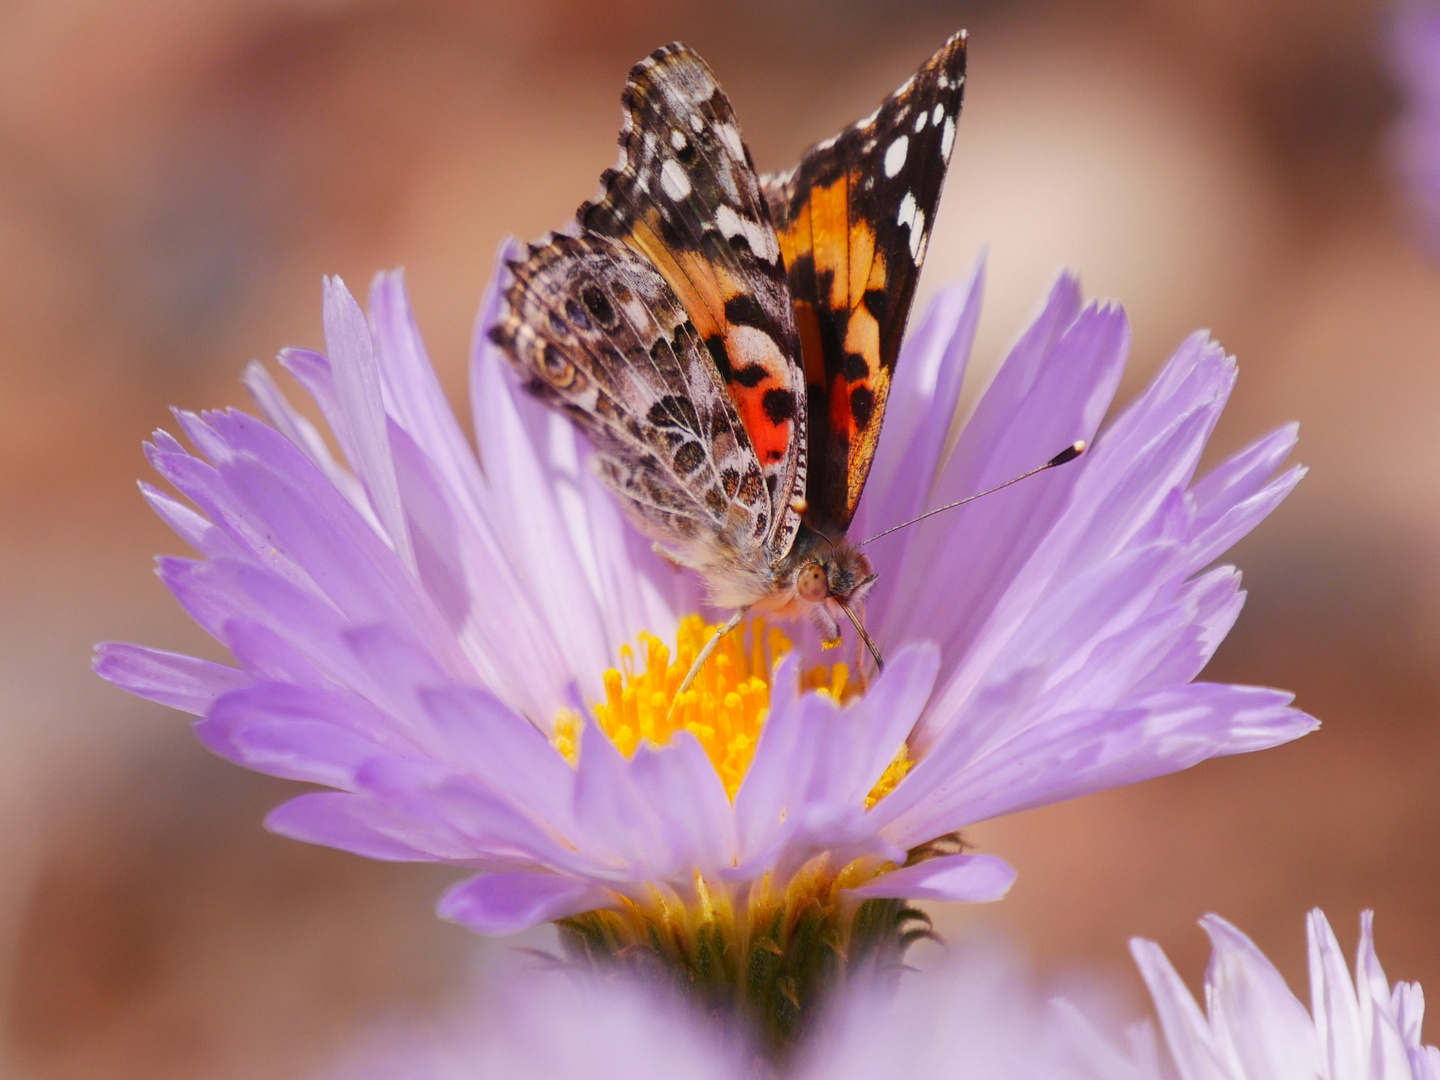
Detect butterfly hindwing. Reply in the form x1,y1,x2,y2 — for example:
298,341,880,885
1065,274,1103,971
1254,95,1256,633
490,232,775,580
579,42,807,562
761,32,967,533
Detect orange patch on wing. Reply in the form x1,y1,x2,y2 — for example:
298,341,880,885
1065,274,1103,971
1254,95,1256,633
845,220,877,310
773,173,885,361
843,317,881,405
723,322,796,464
735,387,790,464
808,180,851,311
774,196,809,273
840,301,889,512
624,214,798,470
623,217,725,337
828,374,852,435
835,249,887,420
793,300,826,387
866,243,889,288
775,173,881,315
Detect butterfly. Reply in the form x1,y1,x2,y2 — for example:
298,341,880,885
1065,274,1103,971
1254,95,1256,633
490,33,968,685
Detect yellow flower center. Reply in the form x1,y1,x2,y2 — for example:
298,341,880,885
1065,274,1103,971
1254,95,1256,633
553,614,911,804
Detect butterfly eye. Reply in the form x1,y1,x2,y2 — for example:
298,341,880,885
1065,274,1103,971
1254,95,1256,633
796,562,829,603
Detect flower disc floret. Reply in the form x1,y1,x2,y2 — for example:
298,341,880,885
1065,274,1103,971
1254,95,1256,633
565,614,875,801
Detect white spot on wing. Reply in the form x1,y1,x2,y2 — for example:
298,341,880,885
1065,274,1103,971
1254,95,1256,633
897,190,926,259
884,135,909,177
716,123,745,160
897,191,917,229
716,205,779,263
725,325,786,373
908,209,926,261
661,159,692,200
620,293,652,329
932,104,945,125
671,130,688,150
914,112,927,132
690,71,717,98
715,161,740,201
856,106,881,130
940,116,956,159
690,113,703,132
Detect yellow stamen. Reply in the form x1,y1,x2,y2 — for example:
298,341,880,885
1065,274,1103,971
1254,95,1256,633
550,614,909,803
552,708,581,766
865,743,912,808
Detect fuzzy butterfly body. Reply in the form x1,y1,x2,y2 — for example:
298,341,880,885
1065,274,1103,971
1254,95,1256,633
491,33,967,659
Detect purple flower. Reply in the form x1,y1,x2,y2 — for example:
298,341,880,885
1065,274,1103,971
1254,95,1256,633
95,252,1312,1032
1119,911,1440,1080
1391,5,1440,248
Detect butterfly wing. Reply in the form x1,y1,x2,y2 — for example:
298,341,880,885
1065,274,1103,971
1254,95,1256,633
490,232,777,599
579,42,807,563
761,32,967,534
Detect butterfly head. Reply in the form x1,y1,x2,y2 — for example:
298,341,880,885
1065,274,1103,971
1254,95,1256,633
792,541,877,610
773,526,881,667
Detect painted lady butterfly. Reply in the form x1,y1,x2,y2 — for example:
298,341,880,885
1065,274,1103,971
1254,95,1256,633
490,33,968,683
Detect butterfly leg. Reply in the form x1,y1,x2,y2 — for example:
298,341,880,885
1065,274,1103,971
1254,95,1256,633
650,543,686,571
669,606,749,716
812,606,842,650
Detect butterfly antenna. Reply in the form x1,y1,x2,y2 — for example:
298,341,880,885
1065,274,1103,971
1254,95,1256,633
838,599,885,673
668,607,748,720
857,441,1086,547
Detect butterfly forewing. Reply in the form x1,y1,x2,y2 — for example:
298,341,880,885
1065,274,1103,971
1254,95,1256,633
761,32,967,534
578,42,807,562
490,233,775,582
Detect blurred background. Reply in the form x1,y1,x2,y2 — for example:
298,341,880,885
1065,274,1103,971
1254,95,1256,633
1,0,1437,1075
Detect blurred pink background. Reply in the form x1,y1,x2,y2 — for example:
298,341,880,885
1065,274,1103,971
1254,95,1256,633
2,0,1437,1075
